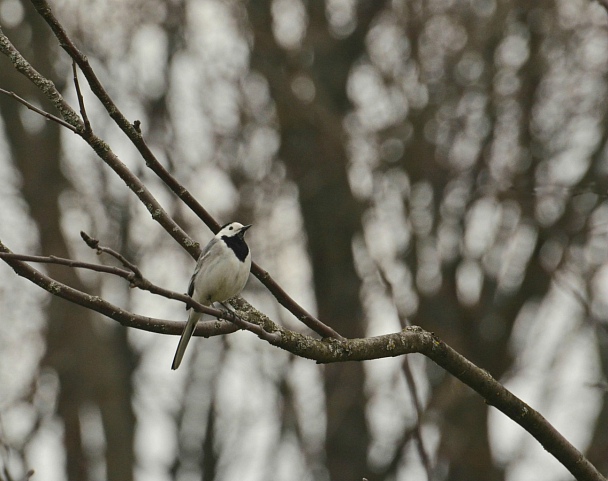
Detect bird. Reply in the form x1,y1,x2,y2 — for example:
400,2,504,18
171,222,252,370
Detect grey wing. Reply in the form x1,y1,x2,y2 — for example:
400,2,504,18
186,237,219,307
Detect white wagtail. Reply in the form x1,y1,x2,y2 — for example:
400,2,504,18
171,222,252,369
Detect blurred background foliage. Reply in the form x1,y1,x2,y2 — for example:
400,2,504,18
0,0,608,480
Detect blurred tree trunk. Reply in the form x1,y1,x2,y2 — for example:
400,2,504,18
0,7,135,481
248,2,386,479
401,2,602,479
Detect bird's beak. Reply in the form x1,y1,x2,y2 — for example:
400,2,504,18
237,224,252,239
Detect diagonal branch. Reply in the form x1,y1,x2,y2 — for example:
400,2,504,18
0,25,199,259
31,0,219,229
0,26,81,129
424,338,606,481
71,60,91,133
0,87,78,132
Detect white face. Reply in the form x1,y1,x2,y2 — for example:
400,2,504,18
217,222,246,238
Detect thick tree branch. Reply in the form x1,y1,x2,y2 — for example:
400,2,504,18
424,338,605,481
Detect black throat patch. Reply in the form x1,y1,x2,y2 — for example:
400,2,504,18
222,235,249,262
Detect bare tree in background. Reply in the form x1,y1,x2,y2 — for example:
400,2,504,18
0,1,607,481
0,4,135,481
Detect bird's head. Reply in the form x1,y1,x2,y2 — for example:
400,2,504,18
217,222,252,240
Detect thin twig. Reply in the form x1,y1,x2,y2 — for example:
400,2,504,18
71,60,90,133
375,261,433,480
0,87,78,132
80,231,143,278
401,356,433,479
0,252,132,278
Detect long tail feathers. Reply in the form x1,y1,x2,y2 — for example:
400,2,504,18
171,311,201,370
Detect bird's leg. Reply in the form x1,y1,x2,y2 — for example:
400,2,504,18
218,301,245,323
218,301,236,313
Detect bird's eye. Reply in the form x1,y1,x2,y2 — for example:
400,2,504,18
229,226,233,230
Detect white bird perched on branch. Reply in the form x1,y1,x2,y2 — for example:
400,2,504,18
171,222,252,369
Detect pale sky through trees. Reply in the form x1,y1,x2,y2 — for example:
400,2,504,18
1,1,608,481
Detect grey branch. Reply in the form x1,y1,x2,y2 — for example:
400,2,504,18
0,87,78,132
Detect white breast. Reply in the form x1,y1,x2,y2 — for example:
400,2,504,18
191,242,251,305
